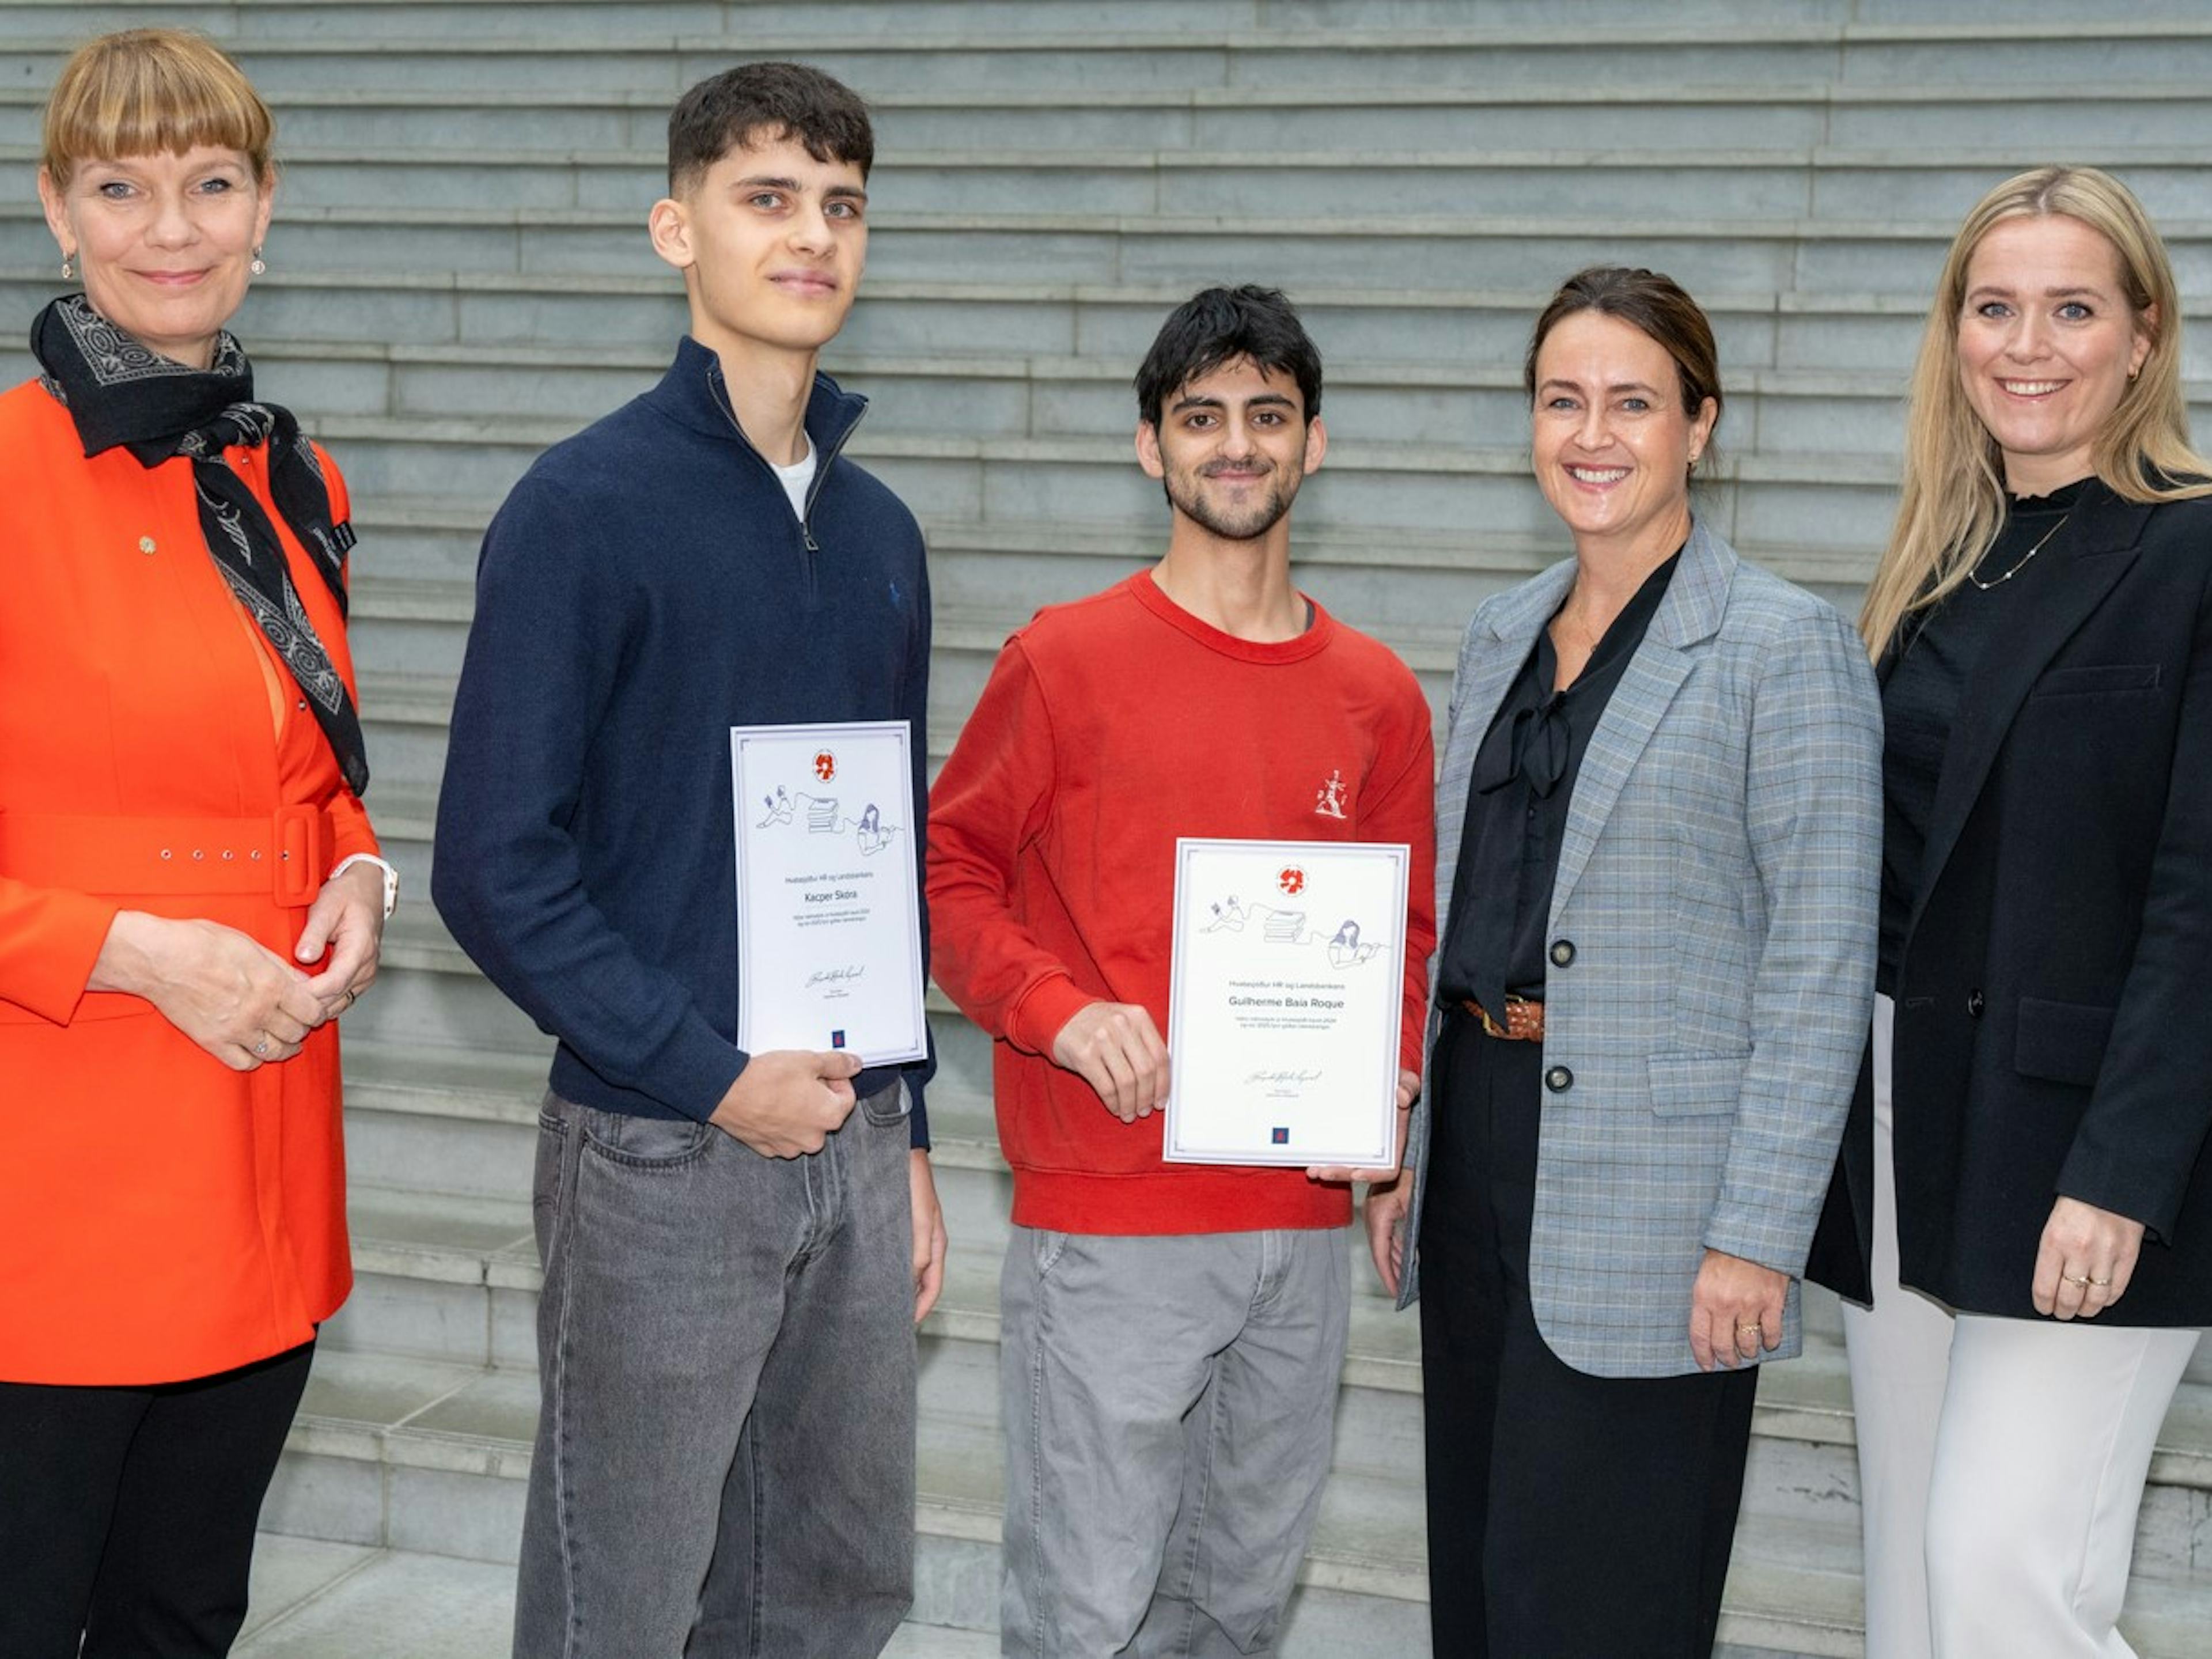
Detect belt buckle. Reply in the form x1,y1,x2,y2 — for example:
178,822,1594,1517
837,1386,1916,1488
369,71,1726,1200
271,804,325,907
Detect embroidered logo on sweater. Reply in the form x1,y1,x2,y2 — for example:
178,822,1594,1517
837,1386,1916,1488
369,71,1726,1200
1313,768,1348,819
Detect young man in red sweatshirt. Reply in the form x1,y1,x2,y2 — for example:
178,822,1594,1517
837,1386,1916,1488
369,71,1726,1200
928,286,1437,1657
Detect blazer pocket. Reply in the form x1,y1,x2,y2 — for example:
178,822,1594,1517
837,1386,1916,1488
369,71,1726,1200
2029,662,2161,698
2014,998,2116,1088
1646,1050,1750,1117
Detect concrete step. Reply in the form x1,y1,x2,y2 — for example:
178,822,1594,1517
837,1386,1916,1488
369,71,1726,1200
9,78,2212,156
234,1534,999,1659
29,0,2212,47
15,22,2212,100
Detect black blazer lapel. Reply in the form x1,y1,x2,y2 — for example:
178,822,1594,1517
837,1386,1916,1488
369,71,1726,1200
1907,486,2155,942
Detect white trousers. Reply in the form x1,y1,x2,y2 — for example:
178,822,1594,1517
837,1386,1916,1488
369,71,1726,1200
1841,995,2201,1659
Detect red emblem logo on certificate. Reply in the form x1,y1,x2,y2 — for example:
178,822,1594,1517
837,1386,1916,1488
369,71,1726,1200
1278,866,1305,896
813,750,837,782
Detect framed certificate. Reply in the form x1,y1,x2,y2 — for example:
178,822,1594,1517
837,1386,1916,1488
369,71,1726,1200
730,720,927,1065
1164,838,1410,1167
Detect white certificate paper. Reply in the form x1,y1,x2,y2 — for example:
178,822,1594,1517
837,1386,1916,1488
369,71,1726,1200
1164,838,1410,1167
730,720,927,1065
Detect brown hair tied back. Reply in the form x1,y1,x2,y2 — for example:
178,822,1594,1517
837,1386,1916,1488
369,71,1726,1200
1524,266,1724,480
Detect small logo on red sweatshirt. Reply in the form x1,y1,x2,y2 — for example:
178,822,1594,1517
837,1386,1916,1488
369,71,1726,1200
1313,768,1348,819
814,750,837,782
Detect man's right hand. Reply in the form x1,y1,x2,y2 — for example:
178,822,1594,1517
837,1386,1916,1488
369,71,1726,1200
1050,1001,1168,1122
710,1049,863,1157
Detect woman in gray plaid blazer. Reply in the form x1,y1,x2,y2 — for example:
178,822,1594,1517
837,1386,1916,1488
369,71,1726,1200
1366,268,1883,1656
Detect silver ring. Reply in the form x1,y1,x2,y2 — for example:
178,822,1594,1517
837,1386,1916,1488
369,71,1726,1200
253,1037,270,1056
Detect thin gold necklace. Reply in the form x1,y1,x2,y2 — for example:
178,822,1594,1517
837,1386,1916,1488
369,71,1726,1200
1968,512,2070,591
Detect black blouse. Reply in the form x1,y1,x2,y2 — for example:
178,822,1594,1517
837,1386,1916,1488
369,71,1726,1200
1877,481,2083,995
1438,551,1681,1017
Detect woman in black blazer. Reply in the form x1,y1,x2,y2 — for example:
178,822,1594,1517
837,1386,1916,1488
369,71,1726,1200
1808,165,2210,1658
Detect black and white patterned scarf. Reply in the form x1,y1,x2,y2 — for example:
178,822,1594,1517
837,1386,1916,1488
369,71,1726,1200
32,295,369,795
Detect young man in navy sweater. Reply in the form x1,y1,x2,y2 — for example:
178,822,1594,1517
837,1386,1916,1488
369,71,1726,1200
433,62,944,1658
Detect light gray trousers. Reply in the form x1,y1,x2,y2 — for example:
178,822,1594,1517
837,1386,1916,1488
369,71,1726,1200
998,1225,1349,1659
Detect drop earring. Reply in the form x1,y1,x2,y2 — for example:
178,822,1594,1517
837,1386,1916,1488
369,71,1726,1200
249,246,266,276
60,251,74,281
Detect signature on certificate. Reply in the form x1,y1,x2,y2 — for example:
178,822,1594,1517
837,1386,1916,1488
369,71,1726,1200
806,964,868,988
1244,1067,1324,1086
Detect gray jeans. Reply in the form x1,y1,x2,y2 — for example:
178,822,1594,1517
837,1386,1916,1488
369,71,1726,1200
999,1226,1349,1658
513,1088,916,1658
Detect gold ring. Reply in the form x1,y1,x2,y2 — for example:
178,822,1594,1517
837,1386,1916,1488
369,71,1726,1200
2090,1276,2113,1287
2062,1272,2092,1287
1736,1321,1763,1332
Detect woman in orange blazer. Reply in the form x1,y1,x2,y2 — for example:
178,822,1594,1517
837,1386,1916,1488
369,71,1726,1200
0,30,390,1657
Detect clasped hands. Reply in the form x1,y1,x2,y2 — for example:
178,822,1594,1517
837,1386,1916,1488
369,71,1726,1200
89,861,388,1071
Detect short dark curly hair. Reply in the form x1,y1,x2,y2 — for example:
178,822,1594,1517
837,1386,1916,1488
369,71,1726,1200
668,60,873,196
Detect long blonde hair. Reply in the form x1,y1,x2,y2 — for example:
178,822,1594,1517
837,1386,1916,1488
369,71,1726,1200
1861,166,2211,655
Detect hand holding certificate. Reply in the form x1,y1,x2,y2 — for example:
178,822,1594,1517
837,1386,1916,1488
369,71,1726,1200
731,721,927,1066
1164,838,1410,1169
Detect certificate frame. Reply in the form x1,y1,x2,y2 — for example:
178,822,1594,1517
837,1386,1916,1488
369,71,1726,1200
730,719,927,1066
1164,837,1410,1168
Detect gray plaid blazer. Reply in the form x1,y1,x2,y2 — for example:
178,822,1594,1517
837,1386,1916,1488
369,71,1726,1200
1396,520,1882,1377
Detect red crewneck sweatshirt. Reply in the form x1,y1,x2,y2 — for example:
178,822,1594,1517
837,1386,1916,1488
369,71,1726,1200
928,572,1437,1234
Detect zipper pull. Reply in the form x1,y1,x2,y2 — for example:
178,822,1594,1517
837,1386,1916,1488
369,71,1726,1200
802,525,819,553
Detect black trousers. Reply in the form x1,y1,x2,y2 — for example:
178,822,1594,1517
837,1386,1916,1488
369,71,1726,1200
0,1340,314,1659
1418,1011,1757,1659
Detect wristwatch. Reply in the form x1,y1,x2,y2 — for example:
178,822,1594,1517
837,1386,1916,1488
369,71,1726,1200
332,853,400,920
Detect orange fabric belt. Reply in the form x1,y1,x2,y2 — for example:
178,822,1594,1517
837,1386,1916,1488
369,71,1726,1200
0,805,332,908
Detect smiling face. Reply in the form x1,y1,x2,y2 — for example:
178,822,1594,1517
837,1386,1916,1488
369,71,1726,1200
1956,213,2152,497
1530,309,1716,562
1135,356,1325,543
39,145,272,369
649,132,867,366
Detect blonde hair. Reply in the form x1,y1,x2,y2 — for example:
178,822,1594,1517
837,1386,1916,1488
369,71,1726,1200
41,28,273,187
1861,165,2211,656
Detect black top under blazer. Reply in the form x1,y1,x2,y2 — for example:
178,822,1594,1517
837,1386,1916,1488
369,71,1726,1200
1808,478,2212,1325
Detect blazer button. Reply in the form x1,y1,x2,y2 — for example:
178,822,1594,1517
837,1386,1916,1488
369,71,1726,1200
1550,938,1575,968
1544,1065,1573,1093
1967,988,1985,1018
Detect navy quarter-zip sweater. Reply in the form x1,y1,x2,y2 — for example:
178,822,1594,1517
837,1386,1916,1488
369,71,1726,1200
433,336,933,1143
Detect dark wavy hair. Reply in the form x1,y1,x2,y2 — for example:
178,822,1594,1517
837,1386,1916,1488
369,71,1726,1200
1135,285,1323,430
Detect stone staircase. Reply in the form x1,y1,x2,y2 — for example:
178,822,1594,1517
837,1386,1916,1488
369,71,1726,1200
8,1,2212,1652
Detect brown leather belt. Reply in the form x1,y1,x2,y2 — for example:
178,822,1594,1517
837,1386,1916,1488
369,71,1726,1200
1458,994,1546,1041
0,805,333,908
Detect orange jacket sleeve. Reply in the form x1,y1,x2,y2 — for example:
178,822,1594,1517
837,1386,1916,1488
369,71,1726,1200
0,877,119,1026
